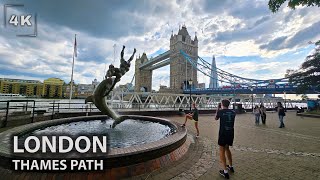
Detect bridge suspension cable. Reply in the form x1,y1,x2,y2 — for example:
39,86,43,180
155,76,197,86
180,50,289,87
123,74,135,92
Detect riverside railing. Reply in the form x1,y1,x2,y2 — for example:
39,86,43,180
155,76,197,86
0,98,300,128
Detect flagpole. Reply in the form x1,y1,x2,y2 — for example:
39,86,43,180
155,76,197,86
69,34,77,107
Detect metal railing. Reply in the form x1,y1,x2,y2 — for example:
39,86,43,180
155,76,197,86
0,100,100,128
0,96,300,128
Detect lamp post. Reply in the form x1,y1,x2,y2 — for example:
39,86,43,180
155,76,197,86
189,79,193,111
250,87,254,112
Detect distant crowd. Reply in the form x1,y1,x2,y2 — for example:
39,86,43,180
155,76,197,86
253,102,286,128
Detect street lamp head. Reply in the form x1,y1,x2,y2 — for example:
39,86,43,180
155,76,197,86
188,79,193,85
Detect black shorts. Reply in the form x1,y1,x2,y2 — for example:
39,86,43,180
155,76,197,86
218,132,234,146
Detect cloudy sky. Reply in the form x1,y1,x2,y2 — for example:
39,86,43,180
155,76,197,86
0,0,319,95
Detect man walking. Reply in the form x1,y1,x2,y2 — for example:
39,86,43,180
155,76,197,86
215,99,236,179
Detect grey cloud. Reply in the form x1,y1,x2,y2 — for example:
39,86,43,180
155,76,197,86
286,21,320,48
187,0,203,14
208,24,219,31
231,23,243,29
259,21,320,51
253,16,271,27
228,0,271,19
214,18,277,42
259,36,288,50
199,0,271,19
284,11,295,22
0,0,319,85
6,0,175,39
298,8,309,17
200,0,233,14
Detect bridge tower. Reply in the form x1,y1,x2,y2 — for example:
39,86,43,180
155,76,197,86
135,53,152,92
170,25,198,92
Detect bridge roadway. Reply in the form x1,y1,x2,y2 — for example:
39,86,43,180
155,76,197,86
184,85,319,94
139,50,170,70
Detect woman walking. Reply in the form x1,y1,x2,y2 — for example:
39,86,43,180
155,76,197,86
260,104,267,124
253,105,260,125
277,102,286,128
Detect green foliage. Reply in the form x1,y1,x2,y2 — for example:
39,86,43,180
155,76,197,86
268,0,320,13
288,41,320,94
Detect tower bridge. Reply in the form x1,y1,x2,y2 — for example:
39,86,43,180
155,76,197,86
135,25,198,93
134,25,318,95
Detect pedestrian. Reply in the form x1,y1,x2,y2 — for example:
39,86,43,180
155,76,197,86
181,102,199,137
260,104,267,124
276,102,286,128
215,99,236,179
253,105,260,125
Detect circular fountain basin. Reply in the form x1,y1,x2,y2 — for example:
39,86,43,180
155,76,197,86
0,115,188,177
26,118,174,148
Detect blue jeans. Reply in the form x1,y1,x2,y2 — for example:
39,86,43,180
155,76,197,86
255,114,260,124
279,115,285,127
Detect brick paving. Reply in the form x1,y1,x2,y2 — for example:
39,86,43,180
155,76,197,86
0,111,319,179
153,111,320,179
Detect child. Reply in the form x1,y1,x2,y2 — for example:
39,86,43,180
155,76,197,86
215,99,236,179
181,103,199,137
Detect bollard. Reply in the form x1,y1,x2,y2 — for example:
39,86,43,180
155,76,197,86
51,101,55,120
2,101,10,128
31,101,35,123
57,102,60,118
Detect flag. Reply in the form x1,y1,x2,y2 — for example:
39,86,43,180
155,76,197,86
74,34,77,57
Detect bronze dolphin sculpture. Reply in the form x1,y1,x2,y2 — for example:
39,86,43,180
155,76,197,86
85,77,128,127
85,46,136,128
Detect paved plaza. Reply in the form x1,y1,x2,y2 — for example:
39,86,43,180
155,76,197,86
0,111,319,179
136,111,320,179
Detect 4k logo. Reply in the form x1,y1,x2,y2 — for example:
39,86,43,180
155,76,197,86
9,15,32,26
4,4,37,37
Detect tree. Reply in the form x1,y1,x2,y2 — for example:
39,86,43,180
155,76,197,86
268,0,320,13
285,69,295,78
287,41,320,94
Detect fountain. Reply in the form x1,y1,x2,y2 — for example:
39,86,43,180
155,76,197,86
0,46,188,179
85,45,136,128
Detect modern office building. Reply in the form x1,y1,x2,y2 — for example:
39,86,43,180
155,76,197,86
209,55,218,88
